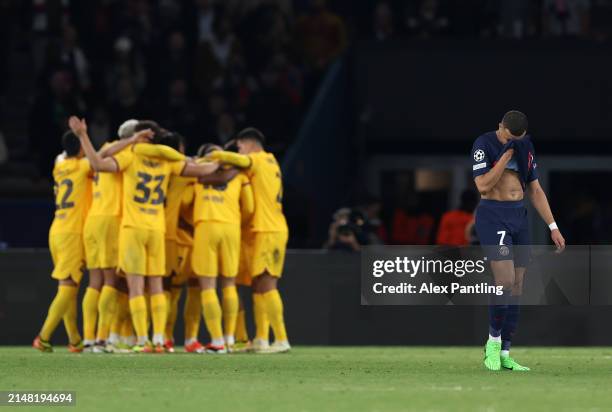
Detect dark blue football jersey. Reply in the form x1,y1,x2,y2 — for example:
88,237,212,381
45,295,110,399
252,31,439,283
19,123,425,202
471,131,538,185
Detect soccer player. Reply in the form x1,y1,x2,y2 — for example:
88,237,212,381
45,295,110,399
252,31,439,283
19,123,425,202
207,128,290,353
33,131,92,352
81,120,144,352
471,110,565,371
68,116,219,353
192,144,254,353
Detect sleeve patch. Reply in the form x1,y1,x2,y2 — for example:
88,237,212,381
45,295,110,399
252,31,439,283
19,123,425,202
473,162,487,171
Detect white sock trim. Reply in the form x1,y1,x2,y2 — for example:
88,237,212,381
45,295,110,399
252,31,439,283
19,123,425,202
488,334,501,342
501,350,510,357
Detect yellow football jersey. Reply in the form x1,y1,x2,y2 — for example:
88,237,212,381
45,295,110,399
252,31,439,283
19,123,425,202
50,157,92,235
193,172,250,225
246,151,288,232
89,143,122,217
112,147,186,232
165,175,196,240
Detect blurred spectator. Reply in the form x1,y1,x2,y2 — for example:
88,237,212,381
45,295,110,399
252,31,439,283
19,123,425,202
405,0,449,38
106,36,147,101
59,24,90,93
296,0,348,70
194,0,218,43
88,106,111,148
436,190,478,246
29,70,83,177
498,0,533,39
373,1,394,41
358,195,387,244
390,195,435,245
109,77,147,131
216,113,236,144
324,208,361,252
543,0,591,37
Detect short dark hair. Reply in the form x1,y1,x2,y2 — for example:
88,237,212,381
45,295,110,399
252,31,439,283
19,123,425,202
158,132,185,151
236,127,265,145
62,131,81,157
197,143,222,157
134,120,163,143
502,110,528,137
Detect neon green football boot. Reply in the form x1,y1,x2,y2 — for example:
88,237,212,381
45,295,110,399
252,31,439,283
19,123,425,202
483,340,502,371
501,355,530,371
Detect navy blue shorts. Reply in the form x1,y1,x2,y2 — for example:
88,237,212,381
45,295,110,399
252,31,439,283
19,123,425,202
475,199,530,267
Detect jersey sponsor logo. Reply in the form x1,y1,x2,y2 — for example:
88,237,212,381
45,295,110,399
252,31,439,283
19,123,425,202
473,162,487,171
473,149,485,162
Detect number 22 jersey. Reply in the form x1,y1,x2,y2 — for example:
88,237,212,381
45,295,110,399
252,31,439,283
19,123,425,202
50,156,92,236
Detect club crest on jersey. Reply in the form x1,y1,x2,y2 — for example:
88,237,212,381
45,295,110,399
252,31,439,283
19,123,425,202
142,159,161,168
474,149,485,162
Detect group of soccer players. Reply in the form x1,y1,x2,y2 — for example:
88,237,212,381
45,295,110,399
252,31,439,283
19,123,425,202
33,116,290,354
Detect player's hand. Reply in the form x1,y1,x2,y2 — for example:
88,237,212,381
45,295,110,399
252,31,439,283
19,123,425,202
68,116,87,138
551,229,565,253
503,148,515,158
130,129,154,143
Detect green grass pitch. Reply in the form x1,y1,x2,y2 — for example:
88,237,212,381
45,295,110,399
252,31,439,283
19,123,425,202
1,346,611,412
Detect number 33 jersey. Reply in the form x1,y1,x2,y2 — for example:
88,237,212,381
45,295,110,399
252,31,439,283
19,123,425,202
50,156,92,236
113,147,186,232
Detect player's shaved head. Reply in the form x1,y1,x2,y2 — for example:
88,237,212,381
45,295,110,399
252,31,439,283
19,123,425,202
62,130,81,157
236,127,265,145
501,111,528,137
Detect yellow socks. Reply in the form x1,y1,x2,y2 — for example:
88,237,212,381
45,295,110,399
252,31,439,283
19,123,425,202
129,295,148,344
235,302,249,343
222,286,239,344
110,292,129,343
253,293,270,342
40,285,78,342
82,287,100,344
63,289,81,345
150,293,167,345
165,288,182,342
263,289,288,342
183,287,201,342
97,286,118,342
200,288,223,344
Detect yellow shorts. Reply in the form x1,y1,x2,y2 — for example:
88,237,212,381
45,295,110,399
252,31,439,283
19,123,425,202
165,239,179,276
172,244,194,285
83,215,120,269
118,227,165,276
236,231,255,286
251,231,288,278
49,232,85,283
192,221,240,277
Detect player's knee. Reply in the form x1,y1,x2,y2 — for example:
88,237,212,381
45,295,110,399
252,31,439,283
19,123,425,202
198,276,216,290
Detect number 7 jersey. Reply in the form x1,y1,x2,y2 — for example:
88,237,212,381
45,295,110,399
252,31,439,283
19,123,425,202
50,156,92,235
112,147,186,232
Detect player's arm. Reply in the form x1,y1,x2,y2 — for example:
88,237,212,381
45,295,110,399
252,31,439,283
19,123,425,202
206,150,251,168
98,131,153,158
69,116,119,172
199,167,240,185
474,149,514,193
181,160,220,177
240,180,255,217
527,179,565,251
133,143,186,161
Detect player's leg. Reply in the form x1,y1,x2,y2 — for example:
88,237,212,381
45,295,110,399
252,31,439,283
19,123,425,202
35,233,84,352
475,203,515,370
500,214,531,371
193,222,225,353
120,227,150,351
96,269,118,350
251,231,290,353
183,277,204,353
108,277,131,352
235,293,249,343
220,224,240,349
163,239,179,350
146,228,170,352
35,278,79,352
82,269,103,350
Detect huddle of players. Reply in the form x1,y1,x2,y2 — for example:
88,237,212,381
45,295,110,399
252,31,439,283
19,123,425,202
33,116,290,354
